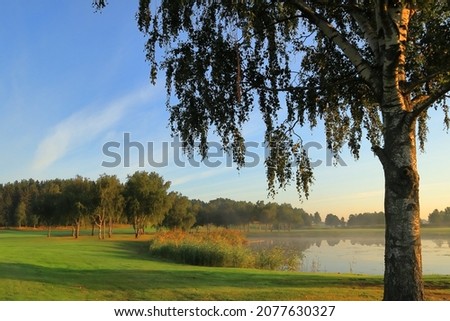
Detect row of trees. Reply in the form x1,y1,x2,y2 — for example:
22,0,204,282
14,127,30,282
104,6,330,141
347,212,385,227
0,172,181,238
323,212,385,227
428,208,450,226
0,172,174,238
0,171,320,236
194,199,321,231
1,173,445,235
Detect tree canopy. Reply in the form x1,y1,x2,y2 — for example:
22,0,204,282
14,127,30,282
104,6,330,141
124,171,172,238
92,0,450,197
0,173,321,233
428,207,450,226
92,0,450,300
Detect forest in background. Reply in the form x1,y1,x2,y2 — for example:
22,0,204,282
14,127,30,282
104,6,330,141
0,171,447,238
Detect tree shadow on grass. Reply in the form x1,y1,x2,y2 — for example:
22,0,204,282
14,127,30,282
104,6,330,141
0,237,385,300
0,260,382,292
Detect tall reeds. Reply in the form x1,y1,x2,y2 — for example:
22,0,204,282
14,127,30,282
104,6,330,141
149,229,300,270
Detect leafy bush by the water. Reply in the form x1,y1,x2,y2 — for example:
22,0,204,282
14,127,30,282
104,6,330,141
149,229,301,270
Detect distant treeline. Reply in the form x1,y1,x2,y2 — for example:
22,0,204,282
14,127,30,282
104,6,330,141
428,208,450,226
0,171,319,237
322,212,384,227
194,198,320,231
1,172,445,236
347,212,385,227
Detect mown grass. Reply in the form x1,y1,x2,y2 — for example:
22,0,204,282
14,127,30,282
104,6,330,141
0,229,449,301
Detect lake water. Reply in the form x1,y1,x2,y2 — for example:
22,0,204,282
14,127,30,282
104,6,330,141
249,235,450,275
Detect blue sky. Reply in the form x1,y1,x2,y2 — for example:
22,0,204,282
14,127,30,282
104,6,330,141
1,1,448,219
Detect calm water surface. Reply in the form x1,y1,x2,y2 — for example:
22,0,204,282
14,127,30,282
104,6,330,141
249,235,450,275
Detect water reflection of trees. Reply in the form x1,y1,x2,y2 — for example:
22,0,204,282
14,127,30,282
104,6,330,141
249,235,450,252
248,236,386,251
252,236,450,249
326,239,340,246
349,237,384,246
429,239,450,248
248,235,450,274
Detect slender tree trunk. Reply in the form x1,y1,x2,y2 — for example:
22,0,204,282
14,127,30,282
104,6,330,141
76,221,81,238
108,217,113,238
97,220,103,239
133,218,139,238
378,113,424,300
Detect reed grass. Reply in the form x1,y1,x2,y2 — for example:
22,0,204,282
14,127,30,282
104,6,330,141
149,229,300,270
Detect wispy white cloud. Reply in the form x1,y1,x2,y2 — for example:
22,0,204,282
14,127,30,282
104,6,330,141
32,87,153,171
169,166,236,187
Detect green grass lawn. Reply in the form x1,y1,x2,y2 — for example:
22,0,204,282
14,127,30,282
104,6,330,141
0,229,449,301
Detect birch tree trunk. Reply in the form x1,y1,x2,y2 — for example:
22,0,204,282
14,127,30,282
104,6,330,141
96,216,104,240
108,217,113,238
376,4,424,300
378,114,424,300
